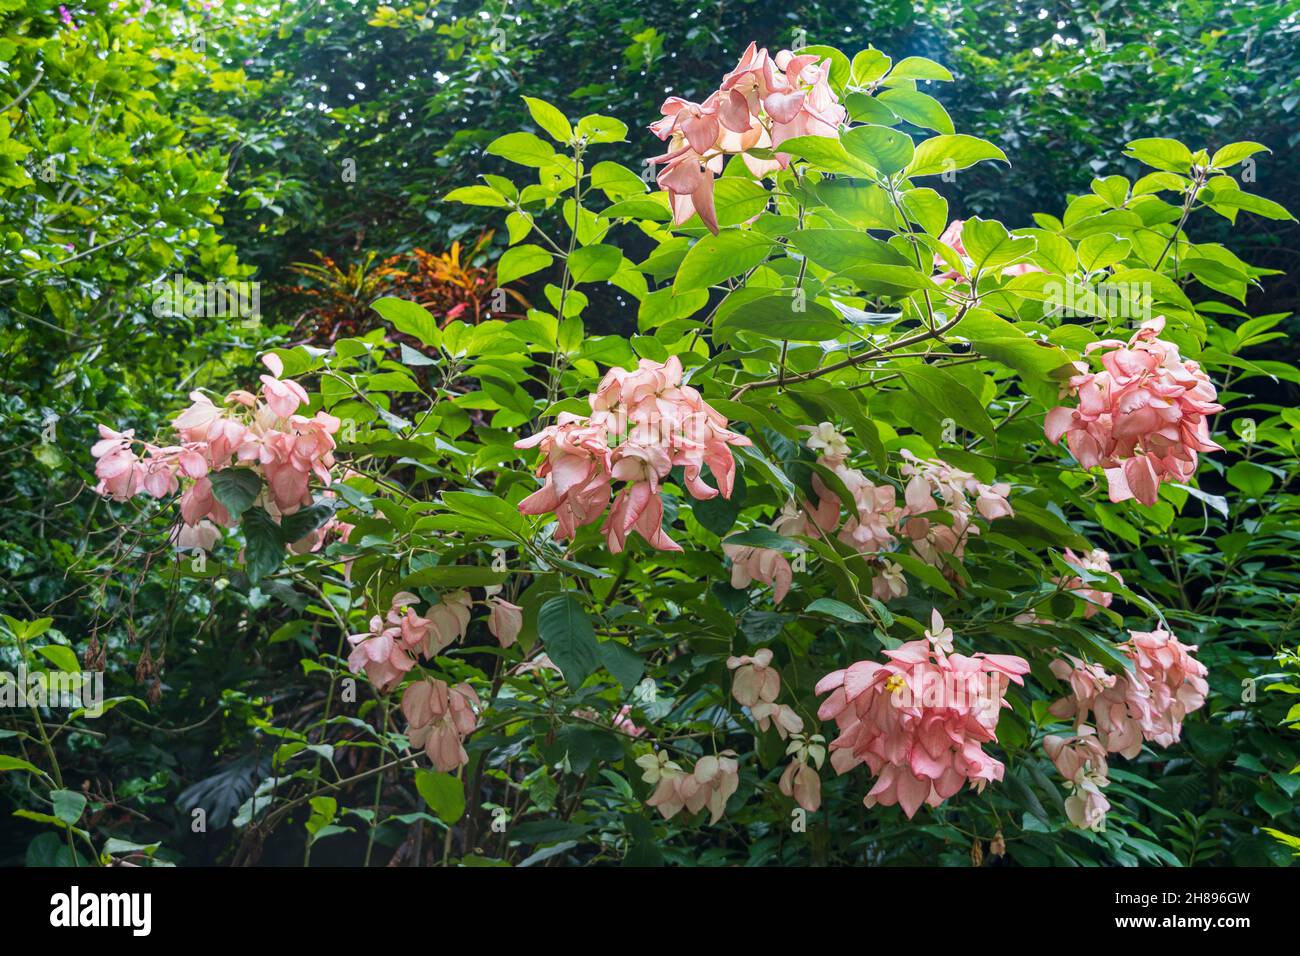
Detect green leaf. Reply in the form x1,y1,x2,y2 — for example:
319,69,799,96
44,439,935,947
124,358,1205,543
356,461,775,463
805,597,869,624
209,469,262,517
372,297,442,348
279,499,338,546
415,769,466,823
1227,461,1273,498
895,365,996,446
498,244,554,285
0,755,45,775
485,132,556,168
51,789,87,826
906,134,1008,178
958,218,1036,273
598,641,644,689
714,291,844,342
567,244,622,283
876,89,953,134
242,506,286,583
850,48,892,85
1210,141,1269,169
673,231,773,294
522,96,572,143
537,594,601,687
576,114,628,144
722,528,802,552
443,185,510,208
1123,137,1193,173
884,55,953,83
841,124,915,175
1207,187,1295,221
34,644,79,673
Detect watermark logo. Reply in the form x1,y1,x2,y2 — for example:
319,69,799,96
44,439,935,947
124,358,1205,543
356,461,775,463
1043,280,1152,321
151,274,261,328
49,886,151,936
0,665,103,717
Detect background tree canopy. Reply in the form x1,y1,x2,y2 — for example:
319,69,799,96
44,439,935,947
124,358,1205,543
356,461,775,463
1,0,1298,869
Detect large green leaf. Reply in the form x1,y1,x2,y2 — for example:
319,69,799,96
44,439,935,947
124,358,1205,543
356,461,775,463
537,594,601,687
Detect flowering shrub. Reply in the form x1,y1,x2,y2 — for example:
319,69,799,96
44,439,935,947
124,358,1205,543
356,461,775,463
8,33,1295,868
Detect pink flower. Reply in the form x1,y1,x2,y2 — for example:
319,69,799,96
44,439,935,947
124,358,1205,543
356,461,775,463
91,426,144,500
424,590,473,656
780,732,826,813
403,678,480,772
613,704,644,738
1057,547,1121,617
347,613,416,692
751,700,804,739
1049,626,1207,756
1125,627,1208,747
487,596,523,648
816,613,1029,817
725,647,780,707
780,758,822,813
173,520,221,552
637,750,740,823
648,43,844,234
1044,727,1109,783
259,353,309,419
516,358,747,554
1045,317,1223,506
1045,729,1111,830
871,559,908,602
724,542,792,603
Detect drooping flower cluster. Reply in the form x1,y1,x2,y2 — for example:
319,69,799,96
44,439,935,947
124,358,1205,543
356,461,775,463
346,590,473,692
636,749,740,823
649,43,846,233
780,732,826,813
515,356,750,553
92,354,341,548
726,648,804,739
1043,728,1111,831
1045,316,1223,506
816,611,1030,817
402,678,481,772
1056,547,1121,618
934,219,1043,280
723,426,1013,606
484,584,523,649
1049,626,1208,760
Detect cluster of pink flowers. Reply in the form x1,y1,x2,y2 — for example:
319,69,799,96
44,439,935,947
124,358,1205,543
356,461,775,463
515,356,750,553
636,749,740,823
934,219,1043,280
402,678,481,772
780,732,826,813
346,590,473,691
1049,626,1208,761
1045,317,1223,506
92,355,342,548
722,426,1013,606
1043,729,1111,831
816,611,1030,817
726,648,804,738
649,43,846,233
1057,547,1121,618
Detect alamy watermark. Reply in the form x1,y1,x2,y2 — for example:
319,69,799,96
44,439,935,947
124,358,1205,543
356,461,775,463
0,665,104,717
152,274,261,328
